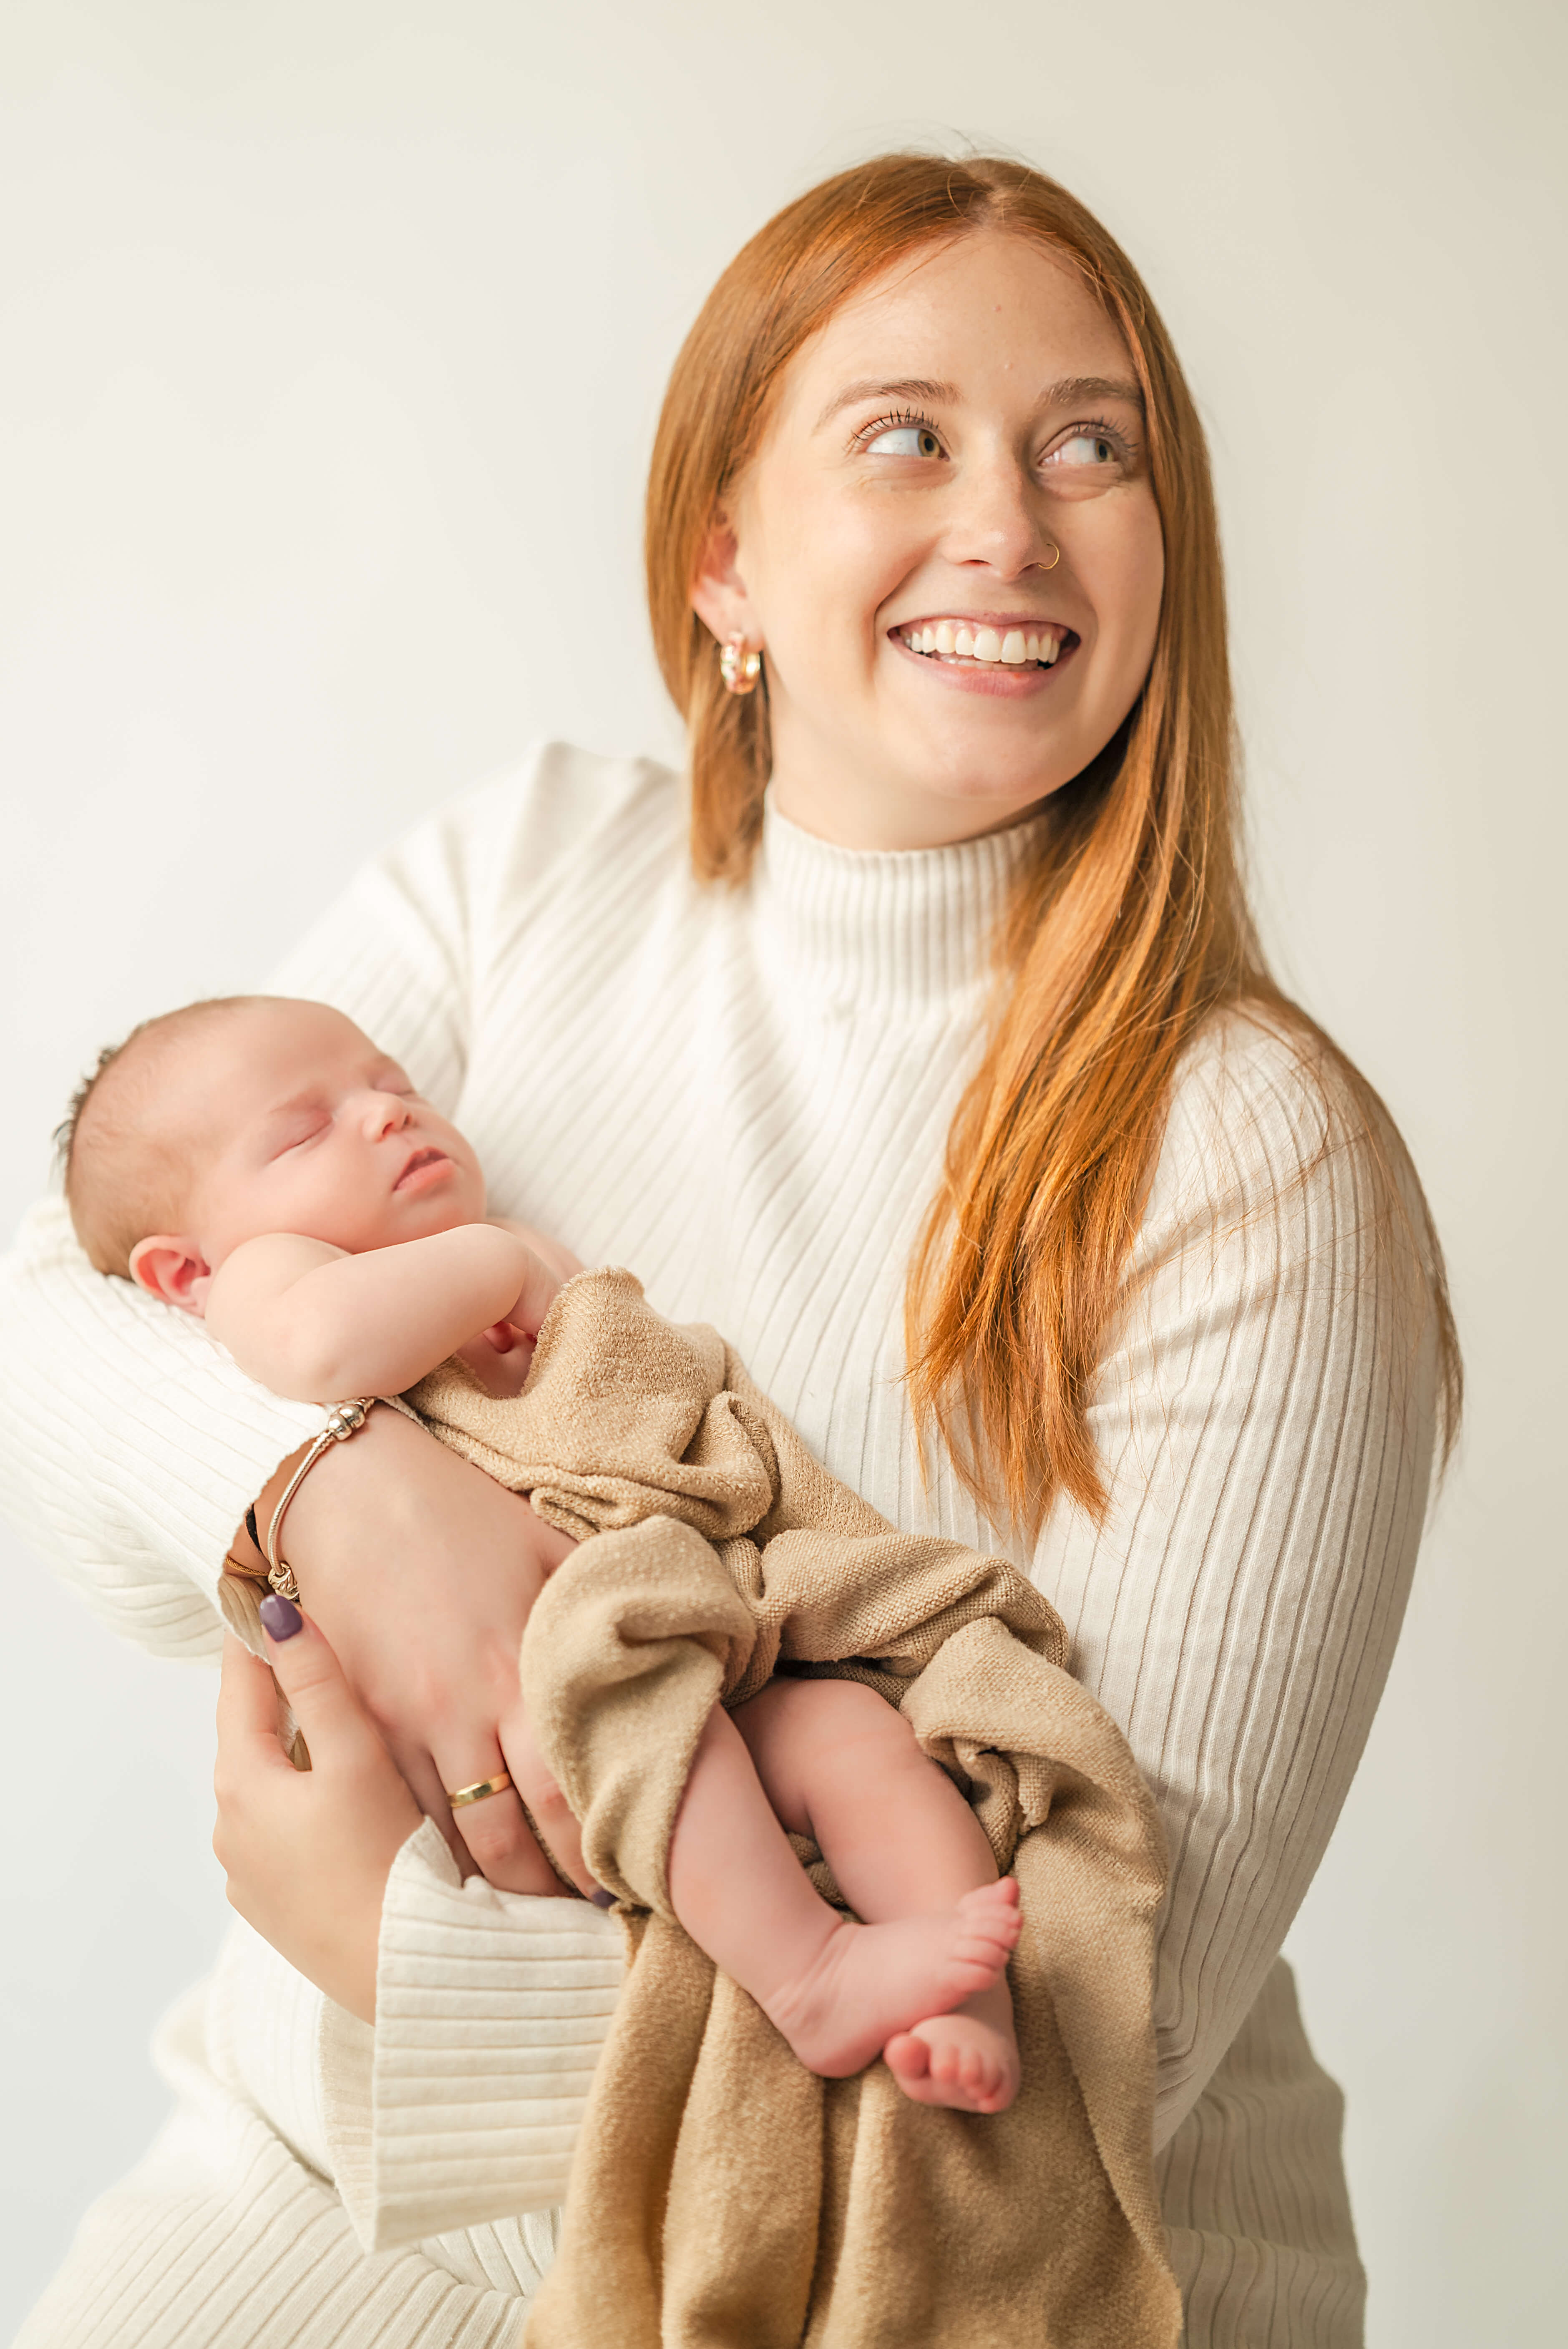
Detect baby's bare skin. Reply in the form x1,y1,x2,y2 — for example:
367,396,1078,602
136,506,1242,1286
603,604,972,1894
111,995,1022,2113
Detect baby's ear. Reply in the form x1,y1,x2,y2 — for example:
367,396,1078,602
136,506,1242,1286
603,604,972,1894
128,1235,213,1316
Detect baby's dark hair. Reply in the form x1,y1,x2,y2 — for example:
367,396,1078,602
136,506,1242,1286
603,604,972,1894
58,997,262,1276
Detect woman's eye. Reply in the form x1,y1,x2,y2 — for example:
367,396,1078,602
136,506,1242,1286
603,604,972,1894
863,423,943,459
1050,430,1120,469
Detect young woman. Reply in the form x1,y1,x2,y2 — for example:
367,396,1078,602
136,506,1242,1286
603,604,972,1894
0,153,1456,2348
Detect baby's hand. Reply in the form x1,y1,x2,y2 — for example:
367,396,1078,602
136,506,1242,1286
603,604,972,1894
455,1321,536,1399
496,1239,565,1343
451,1225,574,1395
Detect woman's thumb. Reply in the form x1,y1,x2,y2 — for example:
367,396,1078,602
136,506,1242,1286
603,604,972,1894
259,1593,367,1758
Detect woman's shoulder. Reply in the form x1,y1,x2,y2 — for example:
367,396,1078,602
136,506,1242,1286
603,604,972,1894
1141,999,1406,1268
393,739,685,901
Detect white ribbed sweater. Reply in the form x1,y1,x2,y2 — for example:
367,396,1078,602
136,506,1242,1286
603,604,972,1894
1,743,1436,2349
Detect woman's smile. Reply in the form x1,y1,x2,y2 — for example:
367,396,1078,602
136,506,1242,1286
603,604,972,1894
890,615,1077,695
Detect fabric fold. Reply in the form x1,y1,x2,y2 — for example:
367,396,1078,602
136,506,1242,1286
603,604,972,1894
411,1269,1182,2347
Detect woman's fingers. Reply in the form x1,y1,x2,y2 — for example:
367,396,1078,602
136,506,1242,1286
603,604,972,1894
256,1591,381,1768
216,1632,295,1772
433,1739,565,1896
501,1709,599,1900
211,1599,423,2021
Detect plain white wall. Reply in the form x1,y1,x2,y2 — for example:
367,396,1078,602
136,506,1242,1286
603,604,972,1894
3,1,1563,2337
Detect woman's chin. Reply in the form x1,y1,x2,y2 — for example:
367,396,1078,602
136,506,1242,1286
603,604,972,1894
891,755,1072,837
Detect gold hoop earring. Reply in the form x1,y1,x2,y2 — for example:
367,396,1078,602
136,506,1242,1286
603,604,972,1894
1042,542,1061,571
719,635,762,696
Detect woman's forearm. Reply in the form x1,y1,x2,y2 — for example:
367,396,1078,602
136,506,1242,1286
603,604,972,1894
0,1196,322,1641
259,1401,569,1890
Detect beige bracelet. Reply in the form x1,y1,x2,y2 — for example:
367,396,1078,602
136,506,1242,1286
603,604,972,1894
261,1399,380,1603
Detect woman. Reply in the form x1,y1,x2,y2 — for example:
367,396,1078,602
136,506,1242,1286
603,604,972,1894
0,153,1455,2347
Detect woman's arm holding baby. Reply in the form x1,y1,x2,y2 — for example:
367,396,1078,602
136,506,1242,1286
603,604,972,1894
207,1226,561,1402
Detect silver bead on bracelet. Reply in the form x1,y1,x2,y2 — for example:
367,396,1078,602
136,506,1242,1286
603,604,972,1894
264,1398,379,1602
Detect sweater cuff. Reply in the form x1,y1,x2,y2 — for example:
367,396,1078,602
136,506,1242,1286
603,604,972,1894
0,1196,325,1633
330,1818,624,2252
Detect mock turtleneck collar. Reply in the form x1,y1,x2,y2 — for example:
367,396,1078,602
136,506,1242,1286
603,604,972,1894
753,797,1046,1013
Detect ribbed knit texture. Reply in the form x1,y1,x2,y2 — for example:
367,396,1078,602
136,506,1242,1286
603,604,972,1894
0,743,1436,2347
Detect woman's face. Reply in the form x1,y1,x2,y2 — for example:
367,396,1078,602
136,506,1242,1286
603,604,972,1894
693,229,1165,852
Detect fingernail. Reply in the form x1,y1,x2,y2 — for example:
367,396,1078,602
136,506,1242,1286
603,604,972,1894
259,1593,303,1642
589,1886,616,1908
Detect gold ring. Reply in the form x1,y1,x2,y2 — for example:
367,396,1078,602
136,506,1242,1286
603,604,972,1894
446,1770,514,1810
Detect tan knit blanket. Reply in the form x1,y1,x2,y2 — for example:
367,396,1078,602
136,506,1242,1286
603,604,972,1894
408,1269,1180,2349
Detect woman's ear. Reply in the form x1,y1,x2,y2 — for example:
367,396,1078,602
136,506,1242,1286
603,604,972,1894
128,1235,214,1316
690,512,760,648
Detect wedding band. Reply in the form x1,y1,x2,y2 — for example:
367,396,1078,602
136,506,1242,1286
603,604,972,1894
445,1770,514,1810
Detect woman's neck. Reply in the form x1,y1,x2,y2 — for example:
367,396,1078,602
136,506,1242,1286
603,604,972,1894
769,768,1050,855
765,718,1054,854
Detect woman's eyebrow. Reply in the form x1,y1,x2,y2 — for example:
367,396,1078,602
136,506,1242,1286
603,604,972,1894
814,371,1145,433
813,376,958,430
1040,374,1145,413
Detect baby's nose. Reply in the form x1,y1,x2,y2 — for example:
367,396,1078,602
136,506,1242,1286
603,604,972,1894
362,1090,410,1137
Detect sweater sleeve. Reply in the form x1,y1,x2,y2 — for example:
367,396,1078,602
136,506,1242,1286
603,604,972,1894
1034,1014,1439,2150
323,1820,624,2251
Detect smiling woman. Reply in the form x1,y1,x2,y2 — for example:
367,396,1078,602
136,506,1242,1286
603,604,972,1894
672,234,1166,859
652,157,1455,1537
1,150,1455,2349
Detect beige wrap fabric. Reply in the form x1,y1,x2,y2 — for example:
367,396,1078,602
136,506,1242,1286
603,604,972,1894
407,1269,1180,2349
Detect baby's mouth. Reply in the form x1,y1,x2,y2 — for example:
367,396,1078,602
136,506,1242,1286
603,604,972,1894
395,1146,449,1190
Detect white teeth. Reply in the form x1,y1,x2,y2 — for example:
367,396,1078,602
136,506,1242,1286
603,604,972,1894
904,619,1067,666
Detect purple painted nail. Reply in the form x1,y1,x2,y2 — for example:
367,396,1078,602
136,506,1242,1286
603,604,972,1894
259,1592,303,1642
589,1887,616,1908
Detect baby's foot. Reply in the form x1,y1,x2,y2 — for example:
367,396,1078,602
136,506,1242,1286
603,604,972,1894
884,1977,1021,2115
760,1878,1021,2080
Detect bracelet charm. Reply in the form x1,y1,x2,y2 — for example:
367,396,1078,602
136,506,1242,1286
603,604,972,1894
263,1398,379,1603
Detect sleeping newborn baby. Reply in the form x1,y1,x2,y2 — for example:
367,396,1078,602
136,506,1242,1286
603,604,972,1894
60,993,1022,2115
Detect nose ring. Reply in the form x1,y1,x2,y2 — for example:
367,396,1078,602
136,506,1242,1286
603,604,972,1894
1041,542,1061,571
719,634,762,696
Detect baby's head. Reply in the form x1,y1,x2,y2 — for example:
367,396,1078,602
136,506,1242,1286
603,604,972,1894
60,995,486,1314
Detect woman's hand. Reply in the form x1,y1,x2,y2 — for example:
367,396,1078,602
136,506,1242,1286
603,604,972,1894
237,1221,589,1897
246,1404,578,1895
214,1604,422,2022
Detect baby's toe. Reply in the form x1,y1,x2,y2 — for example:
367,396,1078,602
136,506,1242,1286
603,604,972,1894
883,2031,930,2085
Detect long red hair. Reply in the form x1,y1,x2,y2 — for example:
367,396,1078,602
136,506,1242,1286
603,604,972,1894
645,153,1460,1533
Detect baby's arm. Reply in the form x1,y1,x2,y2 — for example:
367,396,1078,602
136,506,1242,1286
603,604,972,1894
207,1226,561,1402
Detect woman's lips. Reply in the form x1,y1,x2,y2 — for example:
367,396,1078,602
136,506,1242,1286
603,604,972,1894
394,1146,453,1194
889,627,1079,695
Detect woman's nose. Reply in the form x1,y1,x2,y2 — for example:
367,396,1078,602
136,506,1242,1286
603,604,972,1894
946,456,1056,579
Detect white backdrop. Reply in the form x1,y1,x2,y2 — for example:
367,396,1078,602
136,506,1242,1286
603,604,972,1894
3,3,1564,2340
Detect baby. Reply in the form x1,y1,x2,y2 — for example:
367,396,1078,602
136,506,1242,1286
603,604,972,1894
61,993,1022,2115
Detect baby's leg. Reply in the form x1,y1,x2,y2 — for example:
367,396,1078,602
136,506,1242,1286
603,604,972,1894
665,1699,1018,2090
735,1677,1023,2115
